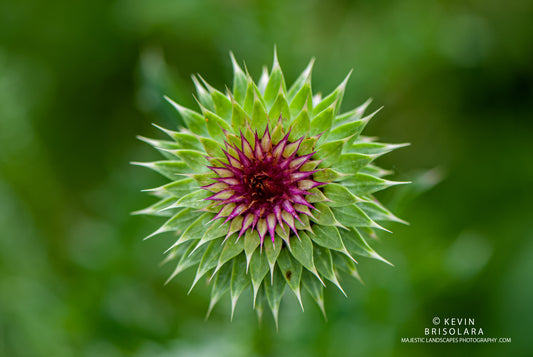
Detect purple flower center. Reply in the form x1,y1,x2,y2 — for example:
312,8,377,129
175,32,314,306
245,171,284,202
203,128,324,244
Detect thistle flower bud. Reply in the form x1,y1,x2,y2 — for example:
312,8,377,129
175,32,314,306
134,51,409,325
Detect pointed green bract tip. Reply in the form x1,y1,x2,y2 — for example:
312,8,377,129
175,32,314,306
134,50,409,324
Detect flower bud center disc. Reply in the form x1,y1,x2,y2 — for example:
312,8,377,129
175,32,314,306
245,170,284,202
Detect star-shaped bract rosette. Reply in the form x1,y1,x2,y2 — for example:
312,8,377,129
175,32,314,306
134,51,409,325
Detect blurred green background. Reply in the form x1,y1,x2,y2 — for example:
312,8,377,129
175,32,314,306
1,0,532,356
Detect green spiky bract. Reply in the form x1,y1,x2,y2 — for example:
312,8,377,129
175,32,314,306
134,51,409,326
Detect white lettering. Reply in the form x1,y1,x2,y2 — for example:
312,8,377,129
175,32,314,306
443,317,475,326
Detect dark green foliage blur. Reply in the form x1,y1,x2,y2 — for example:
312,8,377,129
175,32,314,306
1,0,532,356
